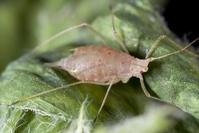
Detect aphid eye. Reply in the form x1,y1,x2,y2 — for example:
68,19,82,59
107,51,111,55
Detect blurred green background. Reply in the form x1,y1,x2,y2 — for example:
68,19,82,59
0,0,110,72
0,0,39,72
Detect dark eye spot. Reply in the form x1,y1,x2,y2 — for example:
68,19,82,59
107,51,111,55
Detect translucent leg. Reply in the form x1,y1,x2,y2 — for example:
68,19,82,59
139,76,162,101
93,78,115,124
146,35,198,59
10,80,110,106
111,14,129,53
145,35,167,58
10,81,84,105
32,23,109,54
139,76,151,97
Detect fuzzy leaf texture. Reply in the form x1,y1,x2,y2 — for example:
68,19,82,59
0,0,199,133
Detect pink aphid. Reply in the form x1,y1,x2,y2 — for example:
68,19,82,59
13,22,198,122
44,38,197,120
55,45,150,84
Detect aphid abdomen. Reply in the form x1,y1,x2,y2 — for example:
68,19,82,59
65,55,119,83
59,45,134,83
76,65,118,83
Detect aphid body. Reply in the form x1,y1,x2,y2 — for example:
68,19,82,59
48,39,197,122
14,20,198,122
56,45,150,84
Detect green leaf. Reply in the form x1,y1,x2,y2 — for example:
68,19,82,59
91,2,199,120
0,0,199,132
93,106,187,133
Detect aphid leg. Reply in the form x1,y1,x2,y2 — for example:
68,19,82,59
139,76,151,97
145,35,167,58
10,81,84,105
10,80,111,106
146,35,199,59
110,5,129,53
93,78,115,124
32,23,109,54
139,76,161,101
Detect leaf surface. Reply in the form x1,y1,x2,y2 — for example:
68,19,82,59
0,0,199,132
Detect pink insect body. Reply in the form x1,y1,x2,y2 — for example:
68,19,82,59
55,45,150,84
13,17,198,123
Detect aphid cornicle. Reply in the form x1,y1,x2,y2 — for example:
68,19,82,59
12,11,199,123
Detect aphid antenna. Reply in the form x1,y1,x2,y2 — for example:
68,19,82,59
109,1,129,53
31,23,109,54
150,37,199,62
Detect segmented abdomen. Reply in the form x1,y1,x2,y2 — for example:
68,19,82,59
61,45,134,83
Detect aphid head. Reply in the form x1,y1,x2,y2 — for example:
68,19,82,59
139,58,150,73
130,58,150,78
